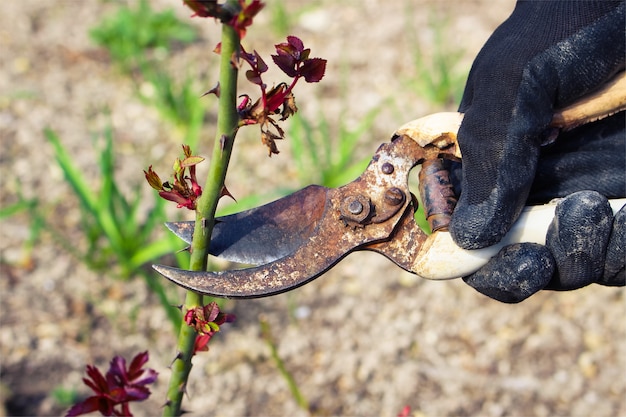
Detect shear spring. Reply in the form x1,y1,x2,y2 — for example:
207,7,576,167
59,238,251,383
418,159,457,232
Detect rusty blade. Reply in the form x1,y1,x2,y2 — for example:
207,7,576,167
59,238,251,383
166,185,328,265
153,182,410,298
153,135,423,298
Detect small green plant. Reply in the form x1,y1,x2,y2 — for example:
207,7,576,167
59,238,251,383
0,192,42,269
267,0,292,37
260,318,309,412
89,0,197,73
288,107,378,188
51,386,79,409
403,8,467,108
142,71,207,142
44,126,184,331
90,0,205,139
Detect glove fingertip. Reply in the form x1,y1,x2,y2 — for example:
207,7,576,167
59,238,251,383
546,191,613,289
450,201,513,249
463,243,554,303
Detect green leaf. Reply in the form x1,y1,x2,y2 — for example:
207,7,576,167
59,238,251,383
44,129,99,213
0,199,36,219
181,156,205,168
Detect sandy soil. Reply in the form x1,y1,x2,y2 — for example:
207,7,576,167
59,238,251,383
1,1,624,416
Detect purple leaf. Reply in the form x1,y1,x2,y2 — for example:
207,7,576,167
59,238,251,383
271,52,298,78
246,69,264,86
254,50,268,73
299,58,327,83
286,35,304,54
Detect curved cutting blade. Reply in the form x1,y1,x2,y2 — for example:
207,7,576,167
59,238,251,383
153,134,427,298
167,185,328,265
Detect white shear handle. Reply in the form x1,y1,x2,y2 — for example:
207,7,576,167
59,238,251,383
413,199,626,280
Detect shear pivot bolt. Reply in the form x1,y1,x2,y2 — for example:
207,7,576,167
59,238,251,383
340,195,372,226
348,200,363,214
384,187,405,206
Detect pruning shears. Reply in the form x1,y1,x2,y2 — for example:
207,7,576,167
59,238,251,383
153,73,626,299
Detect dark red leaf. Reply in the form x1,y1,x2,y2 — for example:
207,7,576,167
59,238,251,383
159,191,193,209
121,385,151,402
67,352,157,417
84,365,108,393
246,69,264,86
183,0,220,18
240,49,255,66
128,352,157,386
65,396,107,417
107,356,127,386
128,352,148,378
203,302,221,322
254,50,268,73
215,311,236,325
286,35,304,54
299,58,327,83
271,52,298,78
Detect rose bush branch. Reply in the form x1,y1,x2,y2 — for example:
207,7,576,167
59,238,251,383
160,8,241,417
146,1,326,415
65,1,326,416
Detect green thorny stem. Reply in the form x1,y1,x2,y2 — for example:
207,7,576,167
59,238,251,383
162,16,240,417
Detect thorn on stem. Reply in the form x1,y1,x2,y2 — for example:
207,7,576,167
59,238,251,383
168,352,184,368
219,134,228,152
230,51,239,69
179,382,188,396
201,82,220,98
176,246,191,254
220,185,237,202
201,218,209,237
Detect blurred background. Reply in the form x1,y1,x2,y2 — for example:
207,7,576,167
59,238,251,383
1,1,624,416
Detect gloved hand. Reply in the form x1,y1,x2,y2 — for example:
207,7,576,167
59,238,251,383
462,191,625,303
447,1,626,302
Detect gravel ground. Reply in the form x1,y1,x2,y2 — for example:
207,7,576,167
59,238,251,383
1,1,624,416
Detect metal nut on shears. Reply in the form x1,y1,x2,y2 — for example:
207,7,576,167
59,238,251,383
340,195,372,226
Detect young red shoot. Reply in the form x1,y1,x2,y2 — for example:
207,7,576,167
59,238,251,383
66,352,157,417
236,36,327,155
144,145,204,210
184,302,236,354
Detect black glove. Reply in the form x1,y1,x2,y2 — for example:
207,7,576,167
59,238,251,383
446,1,626,302
462,191,625,303
450,1,625,249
